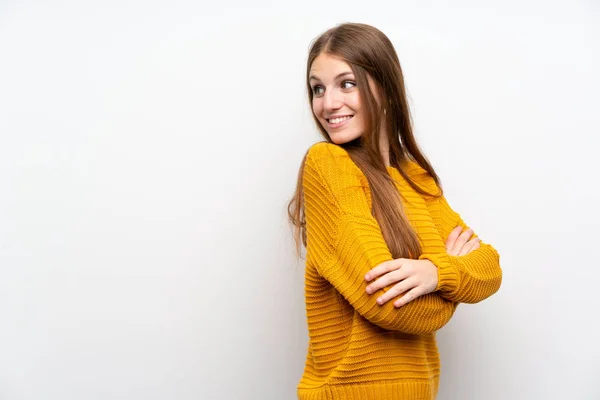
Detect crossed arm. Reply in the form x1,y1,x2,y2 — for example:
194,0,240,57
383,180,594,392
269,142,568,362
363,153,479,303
303,143,502,334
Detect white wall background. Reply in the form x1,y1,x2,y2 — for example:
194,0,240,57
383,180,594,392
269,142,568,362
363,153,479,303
1,0,598,399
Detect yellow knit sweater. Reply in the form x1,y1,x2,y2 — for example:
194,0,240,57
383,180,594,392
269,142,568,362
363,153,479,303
297,142,502,400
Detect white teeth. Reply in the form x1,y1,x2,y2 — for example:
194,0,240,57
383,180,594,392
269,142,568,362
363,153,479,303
329,116,352,124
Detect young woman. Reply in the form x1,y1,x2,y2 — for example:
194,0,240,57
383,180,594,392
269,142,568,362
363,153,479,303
288,23,502,399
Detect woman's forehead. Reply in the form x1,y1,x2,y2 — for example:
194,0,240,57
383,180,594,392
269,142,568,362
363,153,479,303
309,54,353,79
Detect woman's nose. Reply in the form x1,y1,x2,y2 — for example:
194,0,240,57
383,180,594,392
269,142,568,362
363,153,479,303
323,90,343,112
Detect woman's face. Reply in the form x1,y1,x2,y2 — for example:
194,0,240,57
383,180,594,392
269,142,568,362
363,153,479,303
309,53,367,144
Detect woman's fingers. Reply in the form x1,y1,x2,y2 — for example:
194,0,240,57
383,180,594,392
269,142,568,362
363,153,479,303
365,259,438,307
449,228,474,255
365,258,403,282
459,237,481,256
447,226,481,256
366,267,410,294
375,277,418,305
394,287,425,308
445,226,463,254
457,237,480,256
454,228,474,251
457,240,473,256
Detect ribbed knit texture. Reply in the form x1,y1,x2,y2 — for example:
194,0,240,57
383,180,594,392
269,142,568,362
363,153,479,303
298,142,502,400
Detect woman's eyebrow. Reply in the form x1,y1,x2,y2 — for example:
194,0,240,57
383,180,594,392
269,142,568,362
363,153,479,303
309,71,354,82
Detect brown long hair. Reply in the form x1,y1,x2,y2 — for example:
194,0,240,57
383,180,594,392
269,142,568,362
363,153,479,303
288,23,443,260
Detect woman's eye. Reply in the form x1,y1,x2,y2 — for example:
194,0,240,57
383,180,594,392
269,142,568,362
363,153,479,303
342,80,356,89
312,85,324,95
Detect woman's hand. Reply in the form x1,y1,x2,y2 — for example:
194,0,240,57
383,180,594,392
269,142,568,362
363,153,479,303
364,258,438,307
364,226,481,307
446,226,480,256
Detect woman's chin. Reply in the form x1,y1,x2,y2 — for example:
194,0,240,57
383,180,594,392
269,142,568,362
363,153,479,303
329,132,361,145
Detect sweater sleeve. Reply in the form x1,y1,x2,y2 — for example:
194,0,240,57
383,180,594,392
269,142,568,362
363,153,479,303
303,143,456,335
419,190,503,304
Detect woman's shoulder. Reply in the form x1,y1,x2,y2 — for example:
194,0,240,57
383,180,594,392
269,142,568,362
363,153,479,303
305,142,357,173
401,159,428,178
305,142,438,190
306,141,349,161
399,160,440,193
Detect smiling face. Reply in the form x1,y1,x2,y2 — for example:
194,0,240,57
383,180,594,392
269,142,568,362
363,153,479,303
308,53,367,145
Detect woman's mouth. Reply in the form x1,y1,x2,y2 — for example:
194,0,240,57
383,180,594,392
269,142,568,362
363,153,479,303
326,115,353,129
